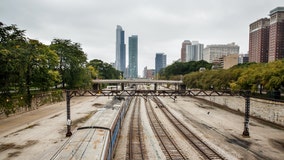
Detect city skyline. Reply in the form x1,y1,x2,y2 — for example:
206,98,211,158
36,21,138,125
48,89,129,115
1,0,283,76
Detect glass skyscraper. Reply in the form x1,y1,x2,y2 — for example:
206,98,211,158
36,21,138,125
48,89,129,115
115,25,126,74
128,35,138,78
155,53,167,75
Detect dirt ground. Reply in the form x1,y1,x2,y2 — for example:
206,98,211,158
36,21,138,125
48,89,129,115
0,96,112,160
161,96,284,159
115,96,284,160
0,95,283,160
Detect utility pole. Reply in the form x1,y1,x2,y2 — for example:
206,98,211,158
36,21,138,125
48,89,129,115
66,90,72,137
242,91,250,137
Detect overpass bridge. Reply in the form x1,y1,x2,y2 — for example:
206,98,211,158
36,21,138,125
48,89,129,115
91,79,184,92
65,79,251,137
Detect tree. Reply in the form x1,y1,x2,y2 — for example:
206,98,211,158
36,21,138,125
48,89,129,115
0,22,28,113
263,60,284,90
3,39,61,107
161,60,212,80
25,39,60,91
0,22,26,94
87,65,99,79
183,60,284,94
88,59,121,79
50,39,89,89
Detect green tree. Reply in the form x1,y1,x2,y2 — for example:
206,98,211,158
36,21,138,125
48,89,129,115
26,39,60,91
0,22,26,94
161,60,212,80
9,39,61,106
88,59,121,79
87,65,99,79
0,22,27,114
50,39,89,89
262,60,284,90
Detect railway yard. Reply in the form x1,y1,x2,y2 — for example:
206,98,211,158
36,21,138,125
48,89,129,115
0,86,284,159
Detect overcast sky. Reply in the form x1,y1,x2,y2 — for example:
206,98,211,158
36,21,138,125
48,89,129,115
1,0,283,76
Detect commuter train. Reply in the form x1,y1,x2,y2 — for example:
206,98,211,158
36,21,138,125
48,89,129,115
105,96,131,159
51,96,132,160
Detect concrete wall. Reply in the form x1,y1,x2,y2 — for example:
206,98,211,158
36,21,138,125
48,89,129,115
200,96,284,126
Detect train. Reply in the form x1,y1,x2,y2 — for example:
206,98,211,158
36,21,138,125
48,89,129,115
51,96,132,160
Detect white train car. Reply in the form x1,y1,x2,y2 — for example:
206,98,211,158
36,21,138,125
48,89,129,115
51,97,132,160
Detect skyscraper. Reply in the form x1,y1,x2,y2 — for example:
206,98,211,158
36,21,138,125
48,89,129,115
249,18,270,63
155,53,167,75
128,35,138,78
268,7,284,62
249,7,284,63
115,25,126,74
181,40,191,62
186,41,204,62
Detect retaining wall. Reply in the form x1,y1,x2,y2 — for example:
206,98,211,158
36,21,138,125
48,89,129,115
200,96,284,126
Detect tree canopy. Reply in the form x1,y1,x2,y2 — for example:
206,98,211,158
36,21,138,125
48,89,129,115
50,39,89,89
159,60,212,79
87,59,121,79
0,22,121,115
183,60,284,93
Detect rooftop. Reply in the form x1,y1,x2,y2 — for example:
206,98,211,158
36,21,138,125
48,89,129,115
269,7,284,15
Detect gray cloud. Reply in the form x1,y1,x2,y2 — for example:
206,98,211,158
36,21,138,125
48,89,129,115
1,0,283,76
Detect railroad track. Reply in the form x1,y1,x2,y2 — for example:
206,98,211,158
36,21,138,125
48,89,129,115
145,97,187,160
152,97,225,160
127,97,146,160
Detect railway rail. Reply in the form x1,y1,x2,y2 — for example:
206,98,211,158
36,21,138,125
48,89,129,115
145,97,187,159
127,97,146,160
152,96,225,160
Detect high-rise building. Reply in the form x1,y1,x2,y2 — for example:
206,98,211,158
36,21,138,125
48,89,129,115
268,7,284,61
181,40,191,62
143,66,147,78
115,25,126,74
155,53,167,74
249,7,284,63
239,54,249,64
128,35,138,78
203,43,239,63
186,41,204,62
249,18,270,63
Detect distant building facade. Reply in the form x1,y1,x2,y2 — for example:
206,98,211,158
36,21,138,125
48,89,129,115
186,41,204,62
268,7,284,61
249,7,284,63
143,67,155,79
128,35,138,78
249,18,270,63
115,25,126,74
239,54,249,64
223,54,239,69
203,43,239,63
155,53,167,74
181,40,191,62
146,69,155,79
